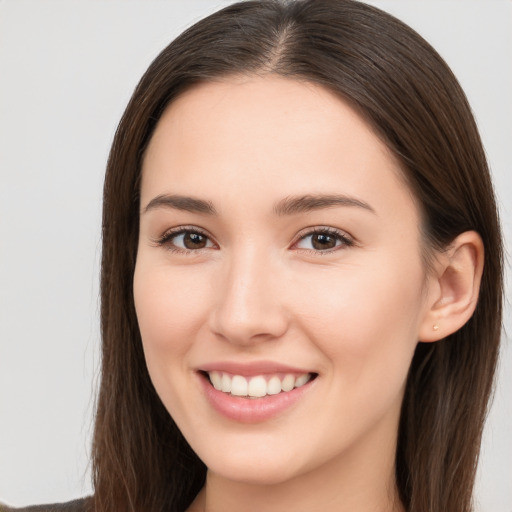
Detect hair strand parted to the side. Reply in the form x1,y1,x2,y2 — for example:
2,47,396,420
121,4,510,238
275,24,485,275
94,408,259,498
93,1,503,511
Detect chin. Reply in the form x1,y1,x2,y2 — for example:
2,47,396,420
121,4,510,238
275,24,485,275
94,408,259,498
191,433,316,486
208,458,302,486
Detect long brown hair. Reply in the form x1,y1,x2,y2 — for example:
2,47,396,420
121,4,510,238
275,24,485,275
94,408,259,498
92,1,504,511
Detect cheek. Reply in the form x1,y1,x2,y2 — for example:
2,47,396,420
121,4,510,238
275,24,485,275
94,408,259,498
133,261,211,370
133,259,218,426
292,255,426,387
283,257,426,459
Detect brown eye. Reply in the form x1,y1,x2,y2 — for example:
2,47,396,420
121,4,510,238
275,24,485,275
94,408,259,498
160,229,215,252
183,232,208,249
311,233,337,250
295,228,353,252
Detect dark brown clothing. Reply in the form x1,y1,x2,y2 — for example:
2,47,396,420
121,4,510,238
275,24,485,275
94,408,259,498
0,498,91,512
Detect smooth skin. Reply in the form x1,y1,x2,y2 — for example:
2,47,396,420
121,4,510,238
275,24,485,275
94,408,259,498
134,76,484,512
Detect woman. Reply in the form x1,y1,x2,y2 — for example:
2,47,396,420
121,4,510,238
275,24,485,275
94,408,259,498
3,0,503,511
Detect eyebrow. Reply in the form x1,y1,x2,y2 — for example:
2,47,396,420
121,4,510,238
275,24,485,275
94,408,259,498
143,194,217,215
273,194,376,216
142,193,375,216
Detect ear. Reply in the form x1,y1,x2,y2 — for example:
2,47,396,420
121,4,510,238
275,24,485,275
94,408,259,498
418,231,484,342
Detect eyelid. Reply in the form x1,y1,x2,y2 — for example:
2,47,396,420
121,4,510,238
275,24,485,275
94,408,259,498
153,224,355,254
153,225,218,252
291,226,355,252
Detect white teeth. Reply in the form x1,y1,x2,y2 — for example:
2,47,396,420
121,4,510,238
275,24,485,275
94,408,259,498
281,374,295,392
267,376,282,395
231,375,248,396
207,371,313,398
248,376,267,397
221,373,231,393
210,371,222,390
295,374,309,388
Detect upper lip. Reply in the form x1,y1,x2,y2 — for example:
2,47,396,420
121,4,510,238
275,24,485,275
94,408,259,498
198,360,315,377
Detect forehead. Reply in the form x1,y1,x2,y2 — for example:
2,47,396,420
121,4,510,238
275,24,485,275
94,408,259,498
141,75,418,222
145,76,388,167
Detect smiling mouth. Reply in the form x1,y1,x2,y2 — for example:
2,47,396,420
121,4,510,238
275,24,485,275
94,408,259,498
201,371,318,399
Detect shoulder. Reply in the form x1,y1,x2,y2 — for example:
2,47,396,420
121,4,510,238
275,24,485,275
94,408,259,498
0,497,92,512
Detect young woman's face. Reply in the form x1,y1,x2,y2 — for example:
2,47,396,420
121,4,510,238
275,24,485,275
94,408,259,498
134,76,435,486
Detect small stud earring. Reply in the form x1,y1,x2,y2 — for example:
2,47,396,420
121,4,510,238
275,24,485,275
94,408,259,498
433,324,439,331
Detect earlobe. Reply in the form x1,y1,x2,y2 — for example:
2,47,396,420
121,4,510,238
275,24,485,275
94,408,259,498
419,231,484,342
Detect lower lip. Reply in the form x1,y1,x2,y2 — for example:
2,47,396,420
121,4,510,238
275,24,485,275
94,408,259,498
198,373,315,423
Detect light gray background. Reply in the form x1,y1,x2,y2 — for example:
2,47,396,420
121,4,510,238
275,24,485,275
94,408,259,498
1,0,510,509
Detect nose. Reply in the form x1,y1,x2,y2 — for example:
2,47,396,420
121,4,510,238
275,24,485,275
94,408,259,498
208,249,289,346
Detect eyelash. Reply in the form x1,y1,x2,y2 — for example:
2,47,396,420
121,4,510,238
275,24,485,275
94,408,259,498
154,226,354,255
294,227,354,254
154,226,214,254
